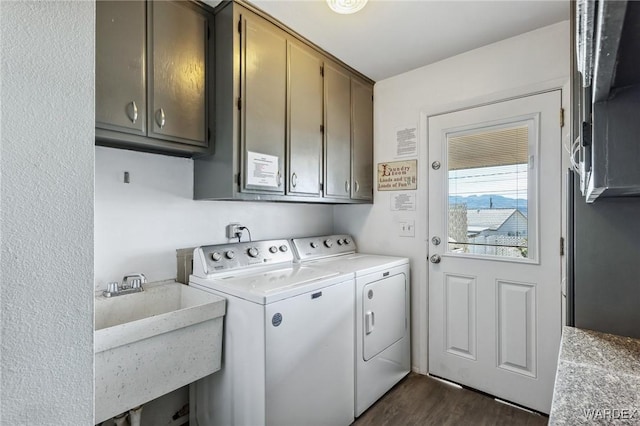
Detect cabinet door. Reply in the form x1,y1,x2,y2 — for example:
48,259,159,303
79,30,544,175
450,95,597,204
351,79,374,200
240,12,287,194
148,1,207,146
287,41,323,197
324,64,352,199
96,1,146,135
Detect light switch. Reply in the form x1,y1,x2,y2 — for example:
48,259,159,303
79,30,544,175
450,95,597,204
398,220,415,237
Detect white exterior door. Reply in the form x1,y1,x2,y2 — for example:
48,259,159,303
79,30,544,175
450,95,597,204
428,91,562,414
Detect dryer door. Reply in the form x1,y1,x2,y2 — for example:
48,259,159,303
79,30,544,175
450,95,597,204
362,273,407,361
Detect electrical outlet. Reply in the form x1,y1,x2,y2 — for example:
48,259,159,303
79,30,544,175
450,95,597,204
226,223,242,239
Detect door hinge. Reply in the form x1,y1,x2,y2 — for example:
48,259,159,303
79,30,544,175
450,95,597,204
320,65,324,77
560,108,565,128
237,97,242,110
320,182,324,191
236,173,241,187
238,18,242,34
320,124,324,133
560,237,565,256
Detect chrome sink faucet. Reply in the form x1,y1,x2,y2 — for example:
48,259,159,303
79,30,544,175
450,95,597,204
103,273,147,298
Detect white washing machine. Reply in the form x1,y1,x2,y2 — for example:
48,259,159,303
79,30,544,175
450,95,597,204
291,234,411,417
188,239,355,426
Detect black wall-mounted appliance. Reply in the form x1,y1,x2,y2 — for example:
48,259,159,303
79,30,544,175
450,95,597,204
575,0,640,202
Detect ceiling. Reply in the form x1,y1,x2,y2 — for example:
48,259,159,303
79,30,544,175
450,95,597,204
238,0,570,81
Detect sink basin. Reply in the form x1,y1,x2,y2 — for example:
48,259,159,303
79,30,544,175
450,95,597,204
94,281,225,424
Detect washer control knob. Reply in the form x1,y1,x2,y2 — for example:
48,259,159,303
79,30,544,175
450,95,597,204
279,245,288,253
324,239,333,248
337,239,344,245
269,246,278,254
225,250,235,259
211,252,222,262
310,242,318,248
344,238,352,245
248,247,259,258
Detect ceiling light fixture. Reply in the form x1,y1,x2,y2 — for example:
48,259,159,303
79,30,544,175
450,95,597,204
326,0,368,15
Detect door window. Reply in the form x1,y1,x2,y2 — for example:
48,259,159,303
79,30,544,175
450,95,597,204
446,117,538,261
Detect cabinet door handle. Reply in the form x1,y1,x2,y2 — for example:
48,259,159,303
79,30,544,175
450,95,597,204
277,170,282,187
155,108,166,129
355,180,360,193
345,180,350,193
291,172,297,188
127,101,138,124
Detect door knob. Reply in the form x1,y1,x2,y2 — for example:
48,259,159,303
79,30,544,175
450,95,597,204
430,254,441,264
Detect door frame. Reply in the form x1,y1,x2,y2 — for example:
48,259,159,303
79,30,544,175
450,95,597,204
416,79,570,374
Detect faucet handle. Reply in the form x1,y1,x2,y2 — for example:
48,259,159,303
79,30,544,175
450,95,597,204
122,273,147,288
107,282,119,294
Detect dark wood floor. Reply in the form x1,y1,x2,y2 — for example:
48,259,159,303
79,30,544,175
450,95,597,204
353,373,548,426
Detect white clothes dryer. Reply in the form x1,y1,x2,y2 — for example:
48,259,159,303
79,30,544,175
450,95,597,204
291,235,411,417
189,239,355,426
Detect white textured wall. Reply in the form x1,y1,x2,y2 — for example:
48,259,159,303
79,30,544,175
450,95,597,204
334,21,571,373
95,146,334,289
0,2,94,424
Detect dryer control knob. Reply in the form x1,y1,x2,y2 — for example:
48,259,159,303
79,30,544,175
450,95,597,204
344,238,352,245
269,246,278,254
225,250,235,259
279,245,288,252
310,242,318,248
248,247,259,258
211,252,222,262
324,239,333,248
337,239,344,245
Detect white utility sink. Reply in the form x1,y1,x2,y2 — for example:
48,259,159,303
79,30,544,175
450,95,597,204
94,281,225,424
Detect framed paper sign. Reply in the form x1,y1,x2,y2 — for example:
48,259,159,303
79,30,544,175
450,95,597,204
377,160,417,191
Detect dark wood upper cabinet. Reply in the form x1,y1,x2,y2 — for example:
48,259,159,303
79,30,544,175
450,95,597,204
96,1,212,156
351,77,374,201
195,2,374,203
96,0,146,136
288,40,324,197
324,62,352,200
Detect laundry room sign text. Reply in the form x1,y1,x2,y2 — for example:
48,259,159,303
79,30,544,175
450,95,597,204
377,160,417,191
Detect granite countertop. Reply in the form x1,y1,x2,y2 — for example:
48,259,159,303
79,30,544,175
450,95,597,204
549,326,640,425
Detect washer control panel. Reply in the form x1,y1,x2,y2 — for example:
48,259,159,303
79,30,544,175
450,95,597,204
194,239,294,276
291,234,356,261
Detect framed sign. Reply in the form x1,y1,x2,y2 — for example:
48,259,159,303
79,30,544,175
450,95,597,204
377,160,417,191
